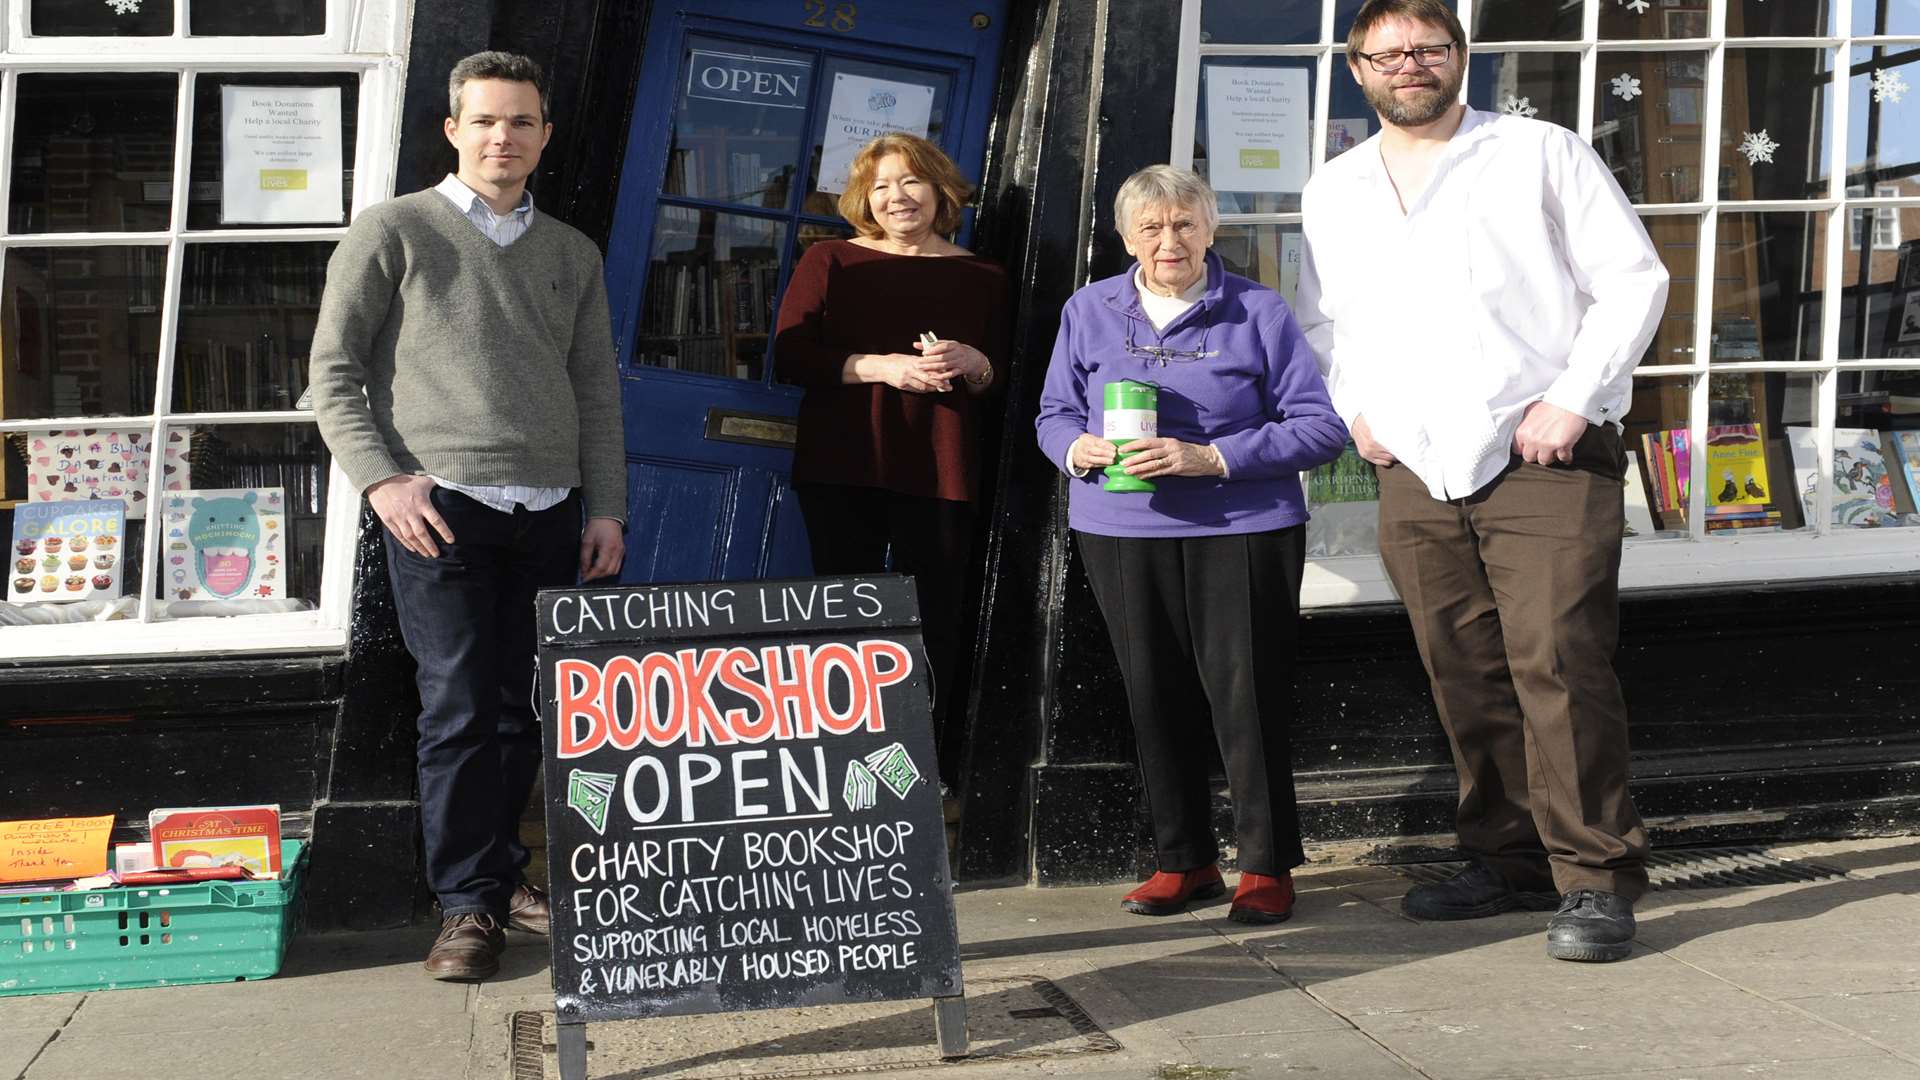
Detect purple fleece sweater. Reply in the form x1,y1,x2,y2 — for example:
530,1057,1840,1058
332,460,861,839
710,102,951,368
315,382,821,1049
1035,254,1347,538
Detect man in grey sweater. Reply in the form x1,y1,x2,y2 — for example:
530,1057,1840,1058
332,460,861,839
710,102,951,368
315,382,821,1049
310,51,625,981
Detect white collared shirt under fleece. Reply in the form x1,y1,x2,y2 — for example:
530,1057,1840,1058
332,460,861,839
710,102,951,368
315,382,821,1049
1293,108,1669,501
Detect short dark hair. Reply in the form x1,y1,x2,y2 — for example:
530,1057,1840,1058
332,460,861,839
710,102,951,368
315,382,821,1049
448,51,549,122
1346,0,1468,66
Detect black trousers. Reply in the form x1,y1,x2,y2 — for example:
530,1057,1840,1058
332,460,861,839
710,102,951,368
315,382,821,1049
794,483,974,781
382,487,581,916
1077,526,1307,876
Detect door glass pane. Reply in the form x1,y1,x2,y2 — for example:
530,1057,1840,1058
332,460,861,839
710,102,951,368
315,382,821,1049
1202,0,1323,44
1195,57,1316,215
1856,0,1920,36
1602,1,1710,41
1641,215,1702,366
665,37,814,209
634,208,786,381
1473,0,1581,42
187,74,359,229
1846,49,1920,190
1706,372,1817,535
171,242,335,412
1621,376,1693,539
29,0,172,35
1592,52,1709,205
191,0,326,36
1730,0,1836,37
801,58,952,218
151,424,329,615
1713,212,1827,363
8,74,179,234
1719,49,1834,202
1831,371,1920,527
3,247,167,420
1467,52,1581,131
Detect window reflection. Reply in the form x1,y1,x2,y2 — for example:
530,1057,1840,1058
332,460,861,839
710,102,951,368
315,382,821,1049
191,0,326,36
1706,372,1817,535
1719,49,1832,202
1729,0,1835,37
1592,52,1708,205
664,38,813,210
1202,0,1323,44
1855,0,1920,37
170,243,335,413
1620,376,1693,539
1602,0,1710,41
8,75,179,234
28,0,171,36
1713,213,1826,363
2,247,168,420
1467,52,1580,130
1473,0,1581,43
1641,216,1701,366
1213,222,1303,306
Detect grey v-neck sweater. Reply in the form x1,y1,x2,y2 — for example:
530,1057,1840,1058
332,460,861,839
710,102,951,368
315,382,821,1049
309,190,626,522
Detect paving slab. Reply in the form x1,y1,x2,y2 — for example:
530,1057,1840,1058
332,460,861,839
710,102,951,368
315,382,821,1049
1791,990,1920,1060
1180,1029,1422,1077
52,927,472,1037
21,1014,473,1080
1063,941,1348,1039
1537,1056,1920,1080
1636,885,1920,998
1348,976,1881,1080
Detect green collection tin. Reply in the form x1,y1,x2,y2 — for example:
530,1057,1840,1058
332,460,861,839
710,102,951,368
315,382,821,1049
1102,379,1159,493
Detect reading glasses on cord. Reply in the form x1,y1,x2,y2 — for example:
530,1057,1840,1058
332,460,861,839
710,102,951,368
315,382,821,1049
1124,310,1219,366
1357,41,1457,73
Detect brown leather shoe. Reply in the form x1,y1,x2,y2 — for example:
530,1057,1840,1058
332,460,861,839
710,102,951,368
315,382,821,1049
507,882,550,935
1121,865,1226,916
1228,871,1295,925
424,913,505,981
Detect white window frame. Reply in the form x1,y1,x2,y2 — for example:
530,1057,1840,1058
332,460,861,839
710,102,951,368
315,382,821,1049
1172,0,1920,609
0,0,409,660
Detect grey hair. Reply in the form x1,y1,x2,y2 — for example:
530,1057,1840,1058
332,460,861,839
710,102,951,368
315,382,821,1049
1113,165,1220,237
448,51,550,121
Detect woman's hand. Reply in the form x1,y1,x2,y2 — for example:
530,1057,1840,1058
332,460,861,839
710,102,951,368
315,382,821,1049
1069,433,1119,472
1120,437,1226,480
848,352,954,393
916,338,992,389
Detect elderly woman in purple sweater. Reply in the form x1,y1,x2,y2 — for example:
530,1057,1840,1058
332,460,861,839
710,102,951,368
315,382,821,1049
1036,165,1347,924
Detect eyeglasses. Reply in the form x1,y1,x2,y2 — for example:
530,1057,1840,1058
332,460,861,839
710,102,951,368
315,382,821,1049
1124,309,1218,366
1356,41,1457,73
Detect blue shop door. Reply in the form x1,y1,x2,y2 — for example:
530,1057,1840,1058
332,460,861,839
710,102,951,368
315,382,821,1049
605,1,1008,583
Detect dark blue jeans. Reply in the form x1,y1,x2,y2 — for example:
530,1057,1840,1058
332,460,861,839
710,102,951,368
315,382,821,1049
382,486,580,917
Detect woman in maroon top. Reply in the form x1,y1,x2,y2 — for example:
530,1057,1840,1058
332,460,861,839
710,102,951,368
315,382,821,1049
774,133,1008,786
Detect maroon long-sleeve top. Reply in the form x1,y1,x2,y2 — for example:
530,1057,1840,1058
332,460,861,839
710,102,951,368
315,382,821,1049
774,239,1009,503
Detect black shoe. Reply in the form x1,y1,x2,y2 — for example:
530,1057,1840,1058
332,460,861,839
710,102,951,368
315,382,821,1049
1546,889,1636,963
1400,860,1560,921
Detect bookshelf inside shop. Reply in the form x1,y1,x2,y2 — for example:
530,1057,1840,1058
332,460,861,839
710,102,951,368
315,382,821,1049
135,245,330,414
635,213,783,382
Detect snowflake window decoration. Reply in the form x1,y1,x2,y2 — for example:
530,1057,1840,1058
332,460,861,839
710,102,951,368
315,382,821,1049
1738,129,1780,166
1618,0,1650,12
1872,70,1909,105
105,0,141,13
1502,95,1539,119
1610,74,1643,101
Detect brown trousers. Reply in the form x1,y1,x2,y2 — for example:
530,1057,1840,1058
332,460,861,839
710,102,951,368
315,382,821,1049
1377,425,1650,900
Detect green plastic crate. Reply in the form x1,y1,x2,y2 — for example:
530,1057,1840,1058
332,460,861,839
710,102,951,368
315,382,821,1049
0,839,307,997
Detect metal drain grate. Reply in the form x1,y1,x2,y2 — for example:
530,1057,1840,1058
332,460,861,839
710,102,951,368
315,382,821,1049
1390,845,1851,892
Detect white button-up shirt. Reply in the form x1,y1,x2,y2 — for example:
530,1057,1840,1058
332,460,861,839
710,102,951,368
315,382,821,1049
1295,108,1668,501
427,174,570,514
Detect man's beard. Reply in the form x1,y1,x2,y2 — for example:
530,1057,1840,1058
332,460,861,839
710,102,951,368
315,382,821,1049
1363,69,1462,127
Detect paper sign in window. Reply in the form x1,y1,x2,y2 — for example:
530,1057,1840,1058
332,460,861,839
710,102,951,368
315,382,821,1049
1205,67,1309,195
816,74,936,195
220,85,344,225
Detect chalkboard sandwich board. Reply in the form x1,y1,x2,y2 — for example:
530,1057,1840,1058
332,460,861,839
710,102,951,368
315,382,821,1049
536,574,966,1078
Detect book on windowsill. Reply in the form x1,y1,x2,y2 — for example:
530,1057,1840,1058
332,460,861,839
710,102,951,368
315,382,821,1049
148,804,282,878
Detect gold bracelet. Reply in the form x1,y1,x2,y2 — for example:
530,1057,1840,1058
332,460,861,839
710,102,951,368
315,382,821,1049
965,366,994,386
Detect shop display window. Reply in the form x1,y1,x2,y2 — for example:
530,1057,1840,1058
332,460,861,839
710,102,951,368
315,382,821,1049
1620,376,1693,541
1174,0,1920,606
1193,57,1318,215
1,6,401,658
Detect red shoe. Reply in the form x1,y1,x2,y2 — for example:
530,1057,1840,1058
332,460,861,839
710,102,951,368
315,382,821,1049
1121,865,1226,916
1228,871,1295,924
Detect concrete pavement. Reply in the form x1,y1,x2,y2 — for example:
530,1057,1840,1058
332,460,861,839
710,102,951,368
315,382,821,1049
4,836,1918,1080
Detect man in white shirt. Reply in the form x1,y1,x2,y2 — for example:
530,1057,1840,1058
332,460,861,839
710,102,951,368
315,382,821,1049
1295,0,1668,963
